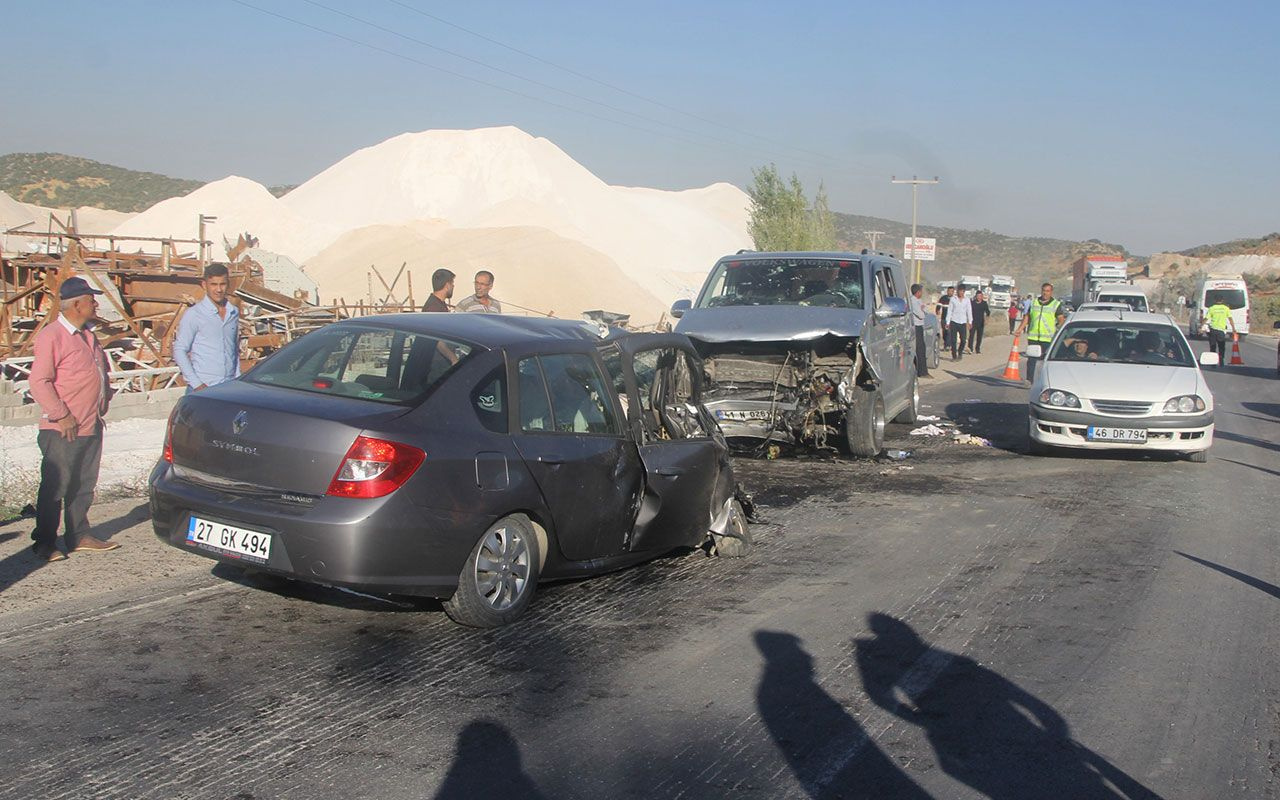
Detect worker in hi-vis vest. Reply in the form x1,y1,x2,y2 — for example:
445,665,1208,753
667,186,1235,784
1204,298,1236,368
1017,281,1068,383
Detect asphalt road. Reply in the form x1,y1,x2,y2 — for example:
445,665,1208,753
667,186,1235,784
0,335,1276,799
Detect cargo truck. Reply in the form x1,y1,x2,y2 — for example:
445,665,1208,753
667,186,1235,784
988,275,1015,309
958,275,984,295
1070,255,1129,309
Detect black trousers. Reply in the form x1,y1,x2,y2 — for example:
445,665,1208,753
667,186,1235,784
32,427,103,549
950,323,968,359
1008,318,1016,335
1025,339,1052,383
915,326,929,376
1209,329,1228,363
968,323,986,353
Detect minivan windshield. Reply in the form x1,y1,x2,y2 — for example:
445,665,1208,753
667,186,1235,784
1096,293,1149,312
698,257,865,308
1049,322,1193,367
247,325,475,404
1203,289,1247,310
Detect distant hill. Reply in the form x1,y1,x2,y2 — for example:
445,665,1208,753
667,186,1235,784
1176,232,1280,259
0,153,203,212
833,211,1134,291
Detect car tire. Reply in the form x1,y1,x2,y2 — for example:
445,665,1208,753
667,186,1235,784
710,500,752,558
1028,437,1052,456
842,386,885,457
1185,450,1208,463
893,373,920,424
444,515,541,628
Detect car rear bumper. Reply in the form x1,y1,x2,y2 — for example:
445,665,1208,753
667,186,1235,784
149,463,485,598
1028,409,1213,453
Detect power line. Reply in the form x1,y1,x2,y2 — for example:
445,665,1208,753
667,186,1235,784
383,0,845,166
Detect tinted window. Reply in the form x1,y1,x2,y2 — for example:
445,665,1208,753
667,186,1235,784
540,353,621,435
697,258,865,308
1049,323,1192,367
1204,289,1246,310
518,358,552,432
1097,293,1148,312
471,367,507,434
248,326,473,404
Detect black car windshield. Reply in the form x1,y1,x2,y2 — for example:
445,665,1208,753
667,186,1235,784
1203,289,1246,309
1048,322,1193,367
246,325,475,404
698,257,865,308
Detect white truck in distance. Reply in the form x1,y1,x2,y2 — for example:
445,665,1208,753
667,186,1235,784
959,275,984,295
989,275,1015,309
1070,255,1129,309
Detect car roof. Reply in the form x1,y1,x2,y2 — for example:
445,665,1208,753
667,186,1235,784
716,250,898,263
1095,285,1146,295
1063,310,1173,325
337,312,604,348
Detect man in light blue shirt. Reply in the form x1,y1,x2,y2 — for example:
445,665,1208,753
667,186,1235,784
174,264,240,391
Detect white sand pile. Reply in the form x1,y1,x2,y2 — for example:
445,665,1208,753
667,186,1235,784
284,126,750,311
110,176,340,262
1,192,135,253
1149,252,1280,277
305,222,667,321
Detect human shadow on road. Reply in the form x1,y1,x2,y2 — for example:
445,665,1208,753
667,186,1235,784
855,613,1162,800
755,630,931,799
0,543,50,595
1211,429,1280,455
942,369,1024,390
1215,457,1280,479
1241,401,1280,419
1175,551,1280,601
432,719,546,800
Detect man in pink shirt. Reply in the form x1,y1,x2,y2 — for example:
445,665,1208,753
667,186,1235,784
28,277,121,561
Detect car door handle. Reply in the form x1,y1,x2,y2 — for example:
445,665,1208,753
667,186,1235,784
537,455,564,465
655,467,683,477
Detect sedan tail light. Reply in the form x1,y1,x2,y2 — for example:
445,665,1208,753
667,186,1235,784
326,435,425,498
163,406,177,463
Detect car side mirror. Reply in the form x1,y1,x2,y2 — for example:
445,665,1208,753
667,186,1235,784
1026,344,1043,358
670,299,692,319
1199,351,1220,366
876,296,908,319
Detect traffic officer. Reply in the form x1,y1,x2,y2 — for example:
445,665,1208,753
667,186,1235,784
1017,282,1067,382
1204,297,1236,368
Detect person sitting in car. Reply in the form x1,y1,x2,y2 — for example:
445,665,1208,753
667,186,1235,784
1060,334,1099,361
1130,330,1176,362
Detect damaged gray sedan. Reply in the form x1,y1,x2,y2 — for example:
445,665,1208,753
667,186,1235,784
671,251,919,457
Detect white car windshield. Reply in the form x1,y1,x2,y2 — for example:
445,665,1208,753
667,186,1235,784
1049,322,1193,367
698,257,865,308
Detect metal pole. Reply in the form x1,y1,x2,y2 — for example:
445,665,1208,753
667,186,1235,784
890,176,939,287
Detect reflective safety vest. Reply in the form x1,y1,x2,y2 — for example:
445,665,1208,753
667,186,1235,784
1206,303,1232,331
1026,298,1062,342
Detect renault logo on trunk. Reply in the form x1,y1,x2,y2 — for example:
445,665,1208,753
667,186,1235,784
232,410,248,435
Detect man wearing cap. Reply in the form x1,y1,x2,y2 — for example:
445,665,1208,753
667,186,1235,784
173,263,240,392
455,270,503,314
28,277,120,561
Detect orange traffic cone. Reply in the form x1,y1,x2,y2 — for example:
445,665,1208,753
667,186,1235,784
1229,333,1244,365
1002,336,1022,380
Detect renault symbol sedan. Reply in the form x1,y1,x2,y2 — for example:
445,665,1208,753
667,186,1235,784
150,314,750,627
1026,310,1216,462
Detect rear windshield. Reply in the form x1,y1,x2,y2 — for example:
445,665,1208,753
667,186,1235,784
247,325,475,405
1049,322,1192,367
698,257,865,309
1203,289,1247,310
1096,293,1148,312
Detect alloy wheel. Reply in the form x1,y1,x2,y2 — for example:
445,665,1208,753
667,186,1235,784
473,525,531,611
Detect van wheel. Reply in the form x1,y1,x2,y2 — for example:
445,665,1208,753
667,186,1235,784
710,500,752,558
893,373,920,424
444,515,541,628
842,386,885,457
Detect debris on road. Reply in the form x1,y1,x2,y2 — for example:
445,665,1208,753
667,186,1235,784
918,414,942,421
953,433,993,446
910,424,949,436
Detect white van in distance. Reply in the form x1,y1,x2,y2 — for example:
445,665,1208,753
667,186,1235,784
1094,284,1149,313
1190,276,1250,338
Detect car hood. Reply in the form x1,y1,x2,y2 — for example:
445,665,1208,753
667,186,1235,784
676,305,869,346
1041,361,1206,404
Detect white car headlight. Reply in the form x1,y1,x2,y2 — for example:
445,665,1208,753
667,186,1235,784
1038,389,1081,408
1162,395,1206,413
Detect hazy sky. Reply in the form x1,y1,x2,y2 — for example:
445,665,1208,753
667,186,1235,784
5,0,1276,254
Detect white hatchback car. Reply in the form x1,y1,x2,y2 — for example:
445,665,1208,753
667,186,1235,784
1027,310,1217,462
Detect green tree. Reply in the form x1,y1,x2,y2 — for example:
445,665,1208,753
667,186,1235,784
747,164,838,251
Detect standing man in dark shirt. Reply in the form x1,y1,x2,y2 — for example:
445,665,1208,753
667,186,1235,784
422,268,455,312
968,291,991,354
935,286,955,350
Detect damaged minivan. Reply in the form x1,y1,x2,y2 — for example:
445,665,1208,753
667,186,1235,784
671,251,919,457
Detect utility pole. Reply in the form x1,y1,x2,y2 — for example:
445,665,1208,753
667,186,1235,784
864,230,885,251
890,175,939,286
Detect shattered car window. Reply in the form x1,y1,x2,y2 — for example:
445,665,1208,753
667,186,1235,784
698,258,865,309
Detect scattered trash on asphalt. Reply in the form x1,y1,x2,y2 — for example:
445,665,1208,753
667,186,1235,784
910,424,948,436
881,449,913,460
879,465,916,475
963,398,982,403
952,433,993,446
918,414,942,421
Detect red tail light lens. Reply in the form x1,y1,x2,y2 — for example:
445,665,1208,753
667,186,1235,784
163,407,177,463
326,435,425,498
